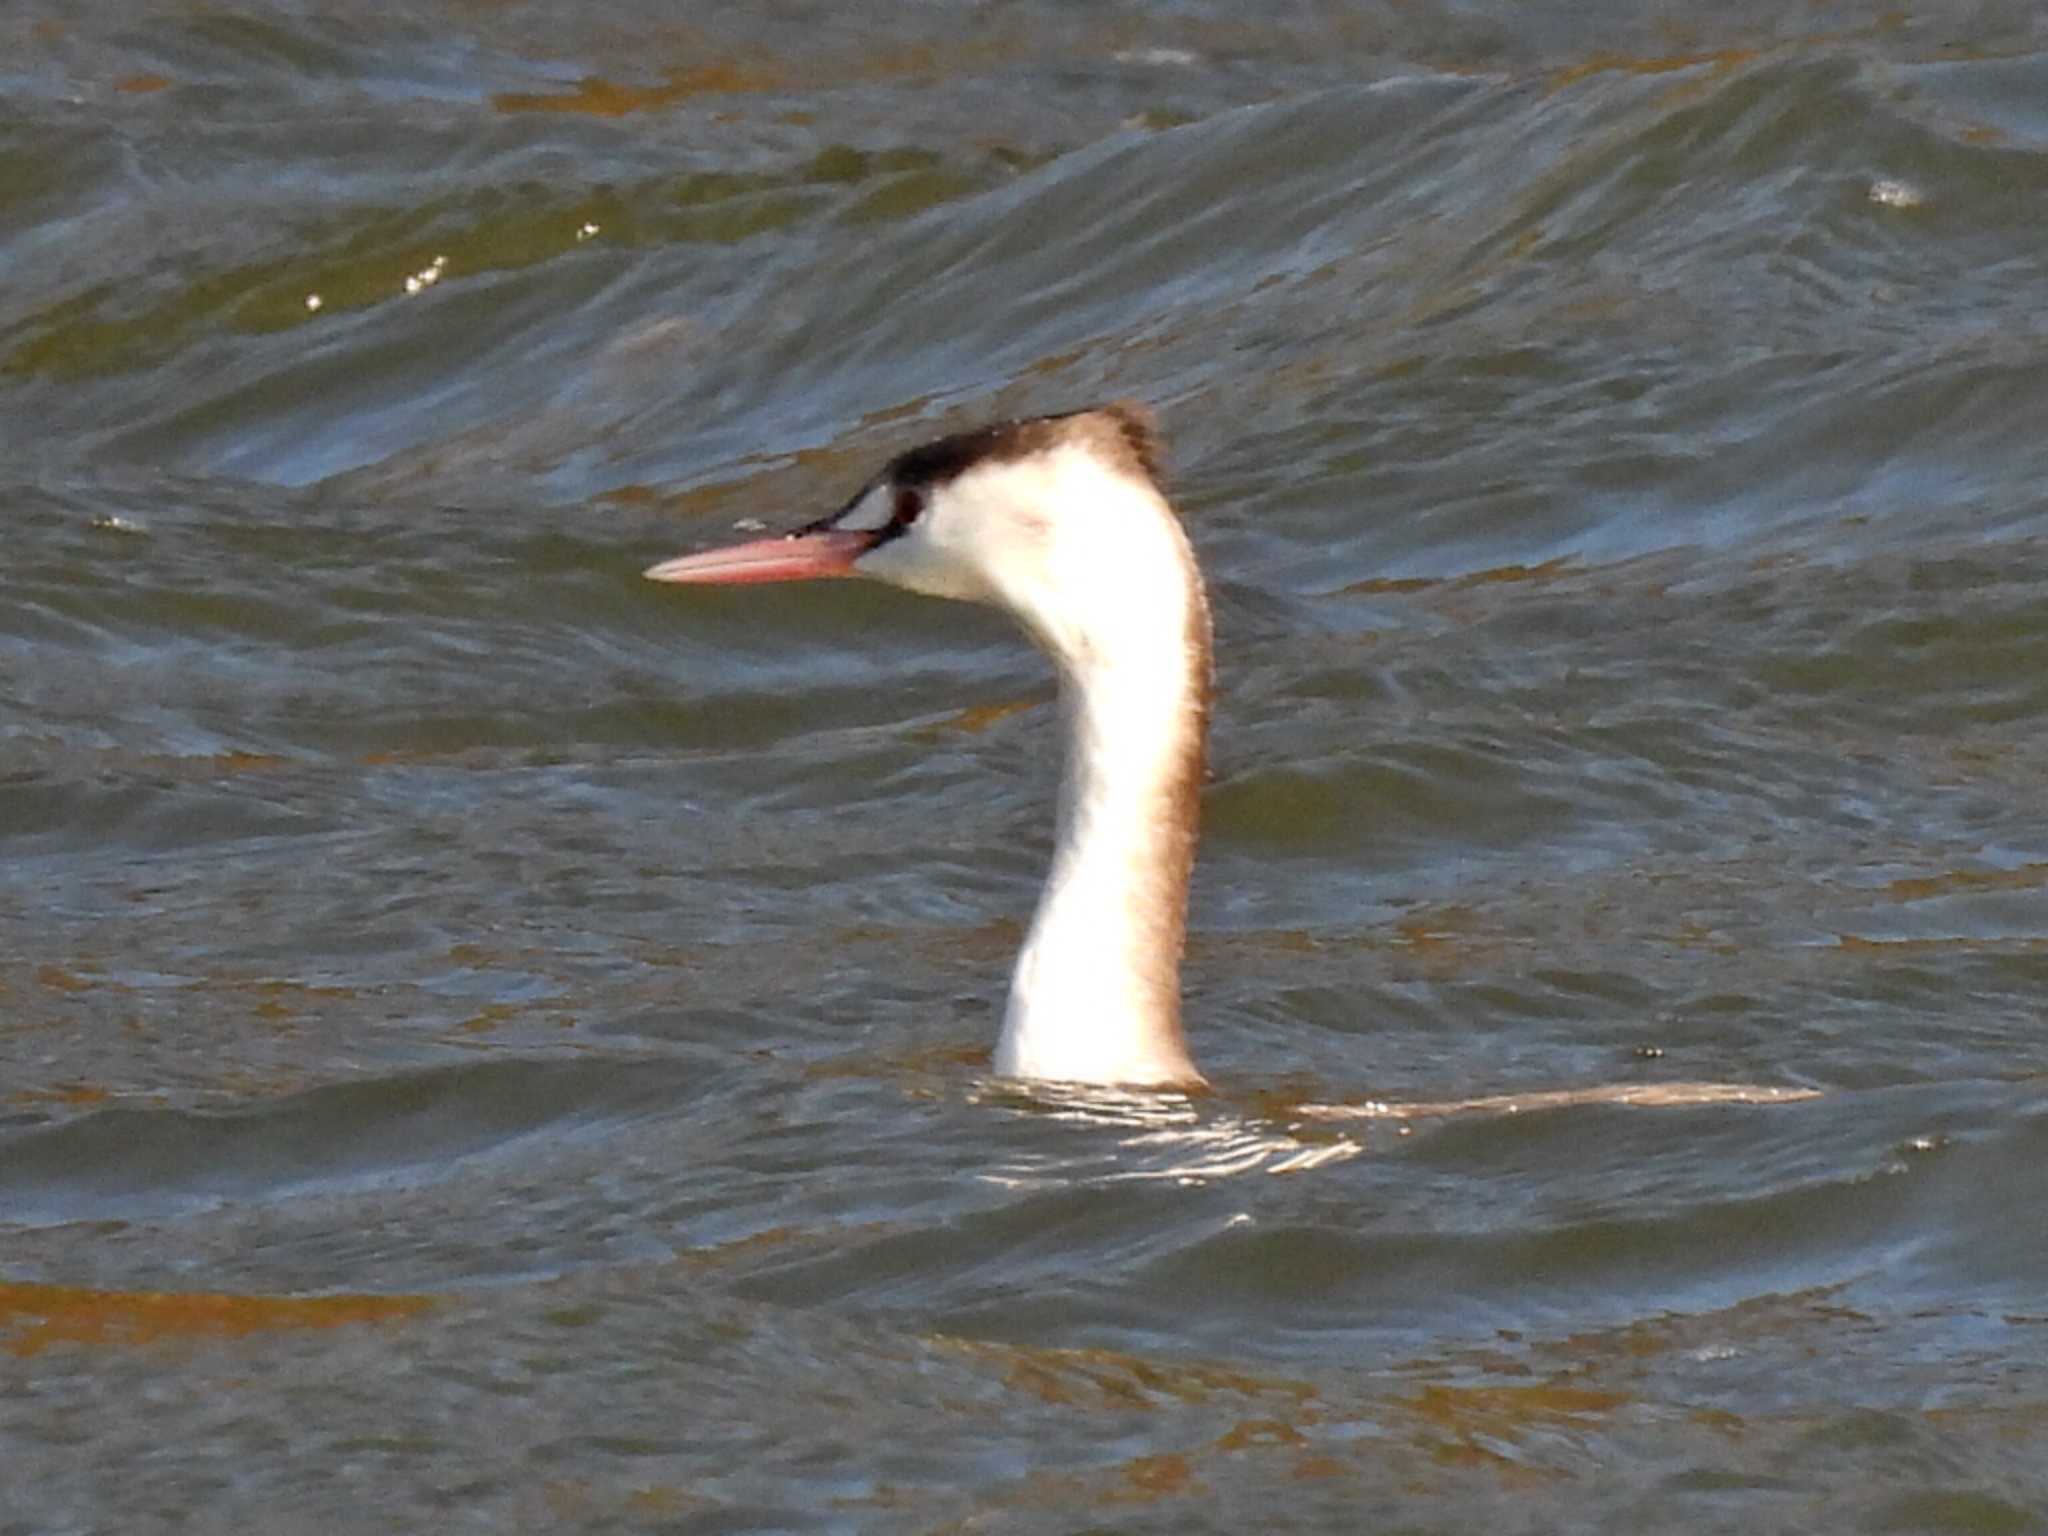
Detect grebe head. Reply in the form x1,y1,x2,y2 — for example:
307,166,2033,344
643,404,1179,658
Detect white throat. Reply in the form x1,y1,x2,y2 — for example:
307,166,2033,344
976,455,1210,1089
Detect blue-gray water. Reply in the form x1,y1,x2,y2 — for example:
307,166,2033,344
5,4,2048,1531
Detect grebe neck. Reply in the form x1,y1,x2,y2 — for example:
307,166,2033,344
993,503,1210,1089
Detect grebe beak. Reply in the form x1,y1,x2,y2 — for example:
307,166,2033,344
644,528,876,586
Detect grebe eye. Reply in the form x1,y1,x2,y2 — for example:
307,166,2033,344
893,486,926,526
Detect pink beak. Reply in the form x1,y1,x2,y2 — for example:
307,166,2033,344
643,528,875,586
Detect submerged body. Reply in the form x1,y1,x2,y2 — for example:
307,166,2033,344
646,405,1209,1088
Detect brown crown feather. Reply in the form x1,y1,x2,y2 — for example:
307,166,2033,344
883,402,1167,496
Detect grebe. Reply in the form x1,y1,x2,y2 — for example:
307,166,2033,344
645,404,1210,1089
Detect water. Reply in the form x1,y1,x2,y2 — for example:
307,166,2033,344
6,4,2048,1530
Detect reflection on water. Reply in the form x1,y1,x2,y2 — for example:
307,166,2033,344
965,1076,1821,1190
973,1082,1366,1185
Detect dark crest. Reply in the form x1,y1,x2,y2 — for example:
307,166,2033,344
885,402,1166,494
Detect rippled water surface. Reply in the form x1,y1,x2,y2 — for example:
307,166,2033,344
6,3,2048,1530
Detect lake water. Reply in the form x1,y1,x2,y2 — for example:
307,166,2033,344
5,3,2048,1530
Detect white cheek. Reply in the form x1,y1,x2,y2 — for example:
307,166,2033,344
855,530,995,602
